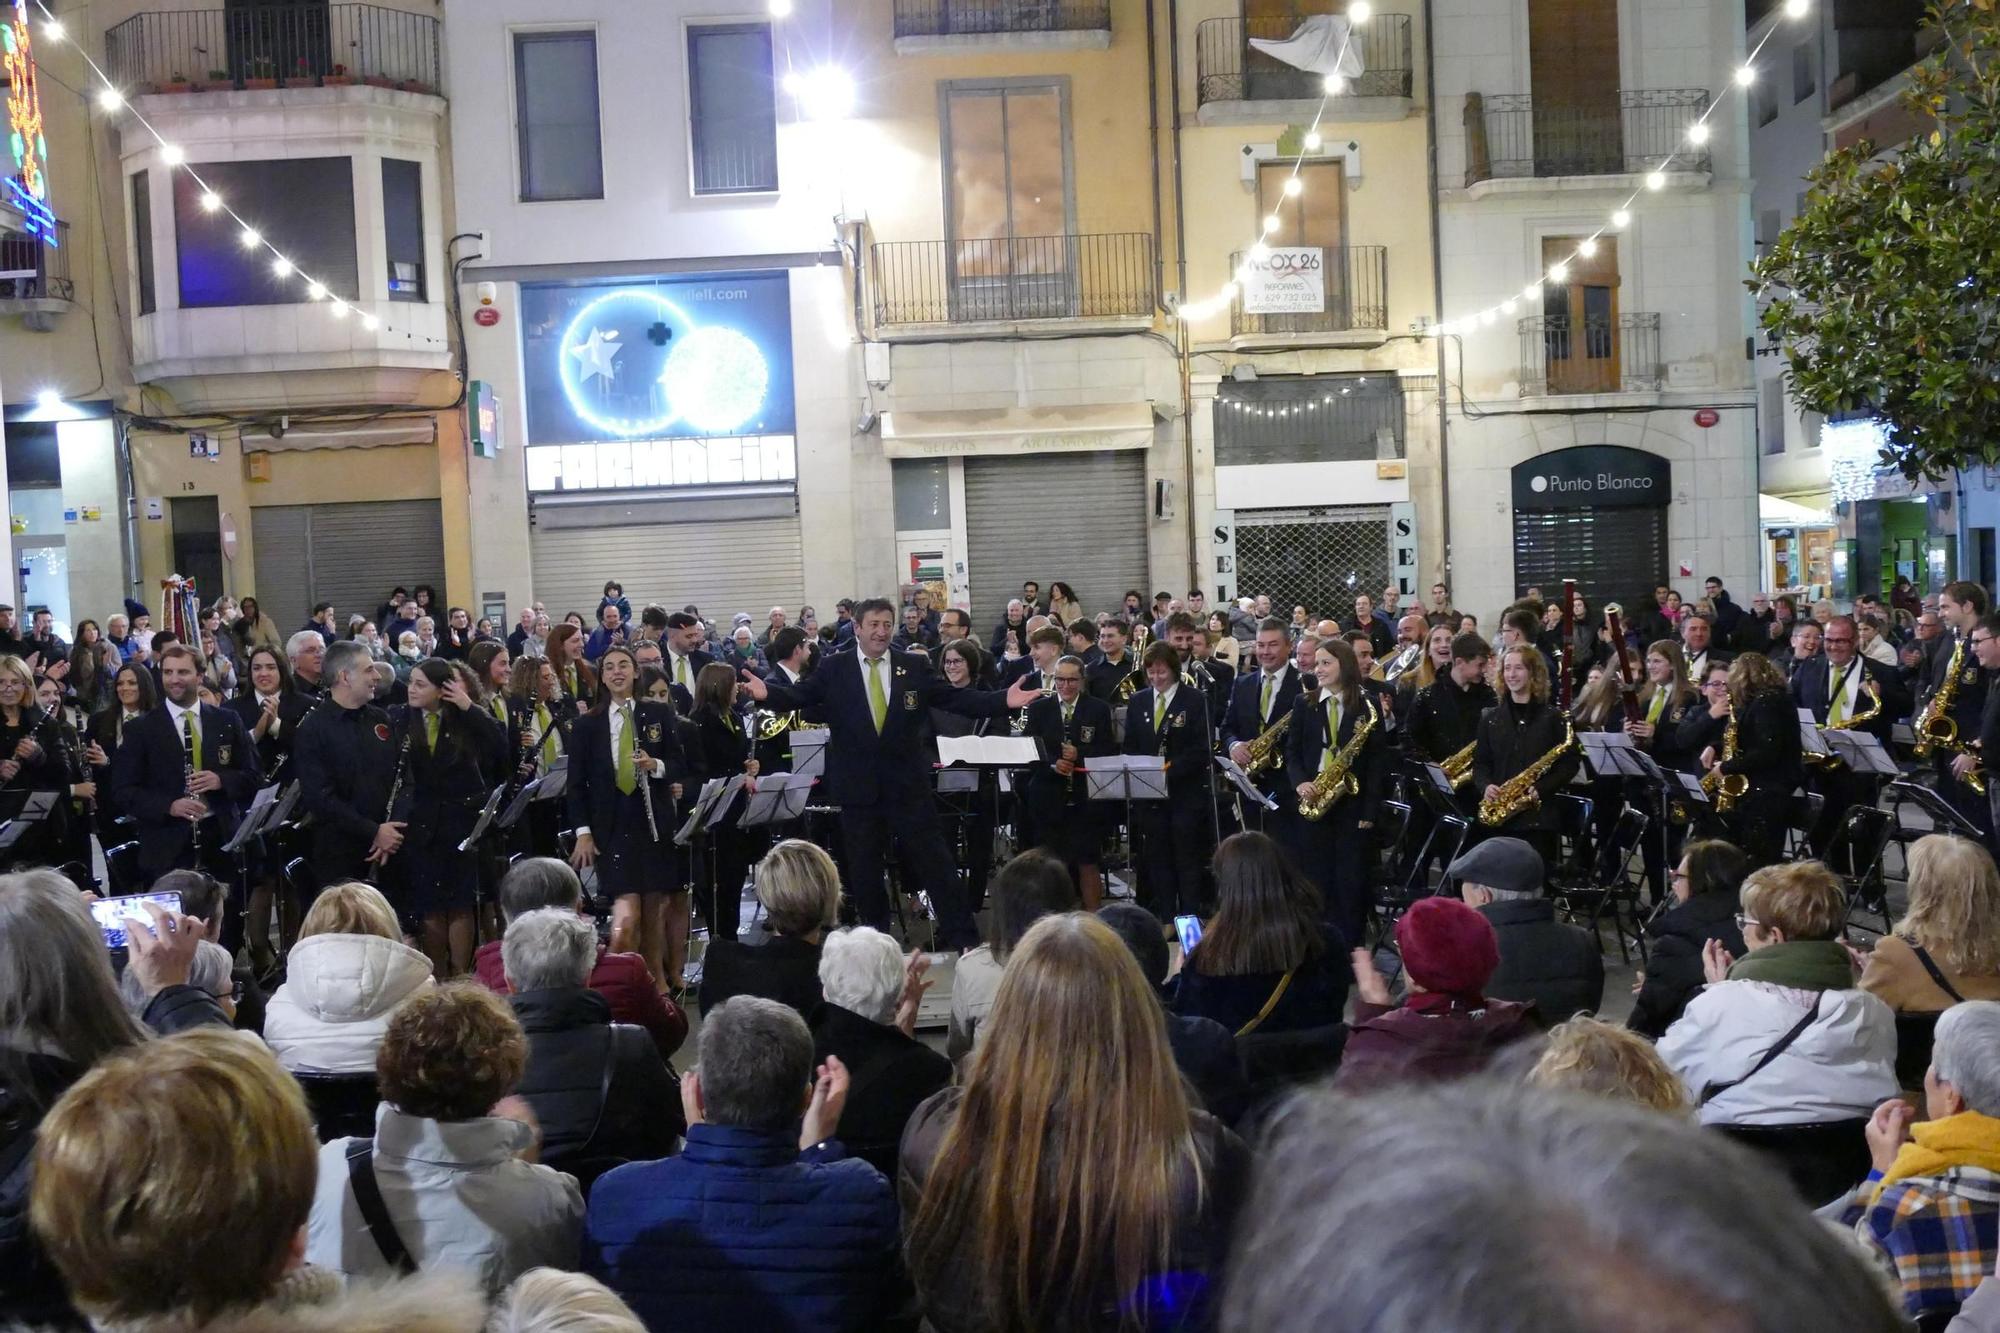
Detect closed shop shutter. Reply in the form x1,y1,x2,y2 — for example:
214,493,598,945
964,451,1148,630
529,515,805,622
1233,505,1391,622
249,500,447,635
1512,506,1668,616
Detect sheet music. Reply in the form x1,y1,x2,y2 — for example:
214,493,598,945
456,785,511,852
1214,755,1279,811
936,734,1041,766
705,775,750,829
674,778,730,845
224,783,283,853
740,773,814,828
1085,754,1168,802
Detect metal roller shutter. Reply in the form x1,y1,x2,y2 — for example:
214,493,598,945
529,515,805,622
249,501,447,634
1512,506,1668,615
964,451,1148,629
1234,505,1391,621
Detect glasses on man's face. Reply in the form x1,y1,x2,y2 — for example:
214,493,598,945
1053,674,1084,687
1975,635,1995,650
1824,635,1855,646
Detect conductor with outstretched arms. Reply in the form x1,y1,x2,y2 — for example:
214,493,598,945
736,596,1042,949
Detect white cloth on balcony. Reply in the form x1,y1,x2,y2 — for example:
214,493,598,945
1248,15,1365,80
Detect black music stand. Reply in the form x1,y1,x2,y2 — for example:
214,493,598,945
1889,778,1984,841
1087,756,1166,902
0,792,58,855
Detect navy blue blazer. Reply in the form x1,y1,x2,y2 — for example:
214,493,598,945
110,703,261,875
1790,655,1907,745
755,649,1011,807
1221,665,1303,750
565,700,688,840
1123,685,1210,796
1283,688,1387,822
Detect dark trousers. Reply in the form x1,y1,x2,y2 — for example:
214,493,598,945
1135,787,1212,922
1808,769,1878,858
1291,803,1372,950
839,798,978,950
697,822,758,943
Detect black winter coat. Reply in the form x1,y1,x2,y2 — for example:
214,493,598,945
1471,697,1579,832
1627,893,1747,1039
808,1002,952,1179
510,988,682,1185
0,1052,86,1327
1478,899,1605,1025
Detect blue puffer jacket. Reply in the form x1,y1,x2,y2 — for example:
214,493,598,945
585,1122,905,1331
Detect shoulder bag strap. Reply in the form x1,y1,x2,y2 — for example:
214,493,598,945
1235,968,1298,1038
344,1139,418,1276
578,1025,623,1153
1907,941,1968,1004
1698,994,1824,1107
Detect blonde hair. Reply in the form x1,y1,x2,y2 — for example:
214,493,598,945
0,653,35,705
488,1269,646,1333
299,880,401,940
1499,643,1551,704
1528,1017,1689,1114
1899,834,2000,974
30,1031,317,1322
755,838,843,937
1740,861,1846,942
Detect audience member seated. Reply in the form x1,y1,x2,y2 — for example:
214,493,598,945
505,909,683,1190
699,839,842,1018
119,936,238,1025
1098,902,1250,1124
1525,1015,1689,1114
949,849,1077,1061
1451,836,1603,1024
308,982,584,1292
1658,861,1897,1128
1,869,154,1325
1335,896,1536,1091
587,996,905,1331
1222,1082,1906,1332
1836,1001,2000,1325
1860,835,2000,1014
488,1268,645,1333
31,1029,486,1332
1171,832,1351,1035
902,914,1249,1332
150,866,268,1032
809,927,952,1177
1628,839,1750,1039
476,858,688,1060
264,881,435,1074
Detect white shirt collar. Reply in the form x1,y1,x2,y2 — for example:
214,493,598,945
166,698,197,725
1155,683,1177,710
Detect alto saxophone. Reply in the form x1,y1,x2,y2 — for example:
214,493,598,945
1810,676,1884,771
1439,739,1477,791
1701,708,1750,814
1477,719,1576,827
1914,637,1965,759
1300,698,1377,821
1243,710,1291,776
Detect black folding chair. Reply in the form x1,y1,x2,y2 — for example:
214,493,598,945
1711,1119,1871,1209
1550,793,1596,893
1827,806,1897,936
1559,804,1651,964
1784,790,1823,859
293,1071,382,1143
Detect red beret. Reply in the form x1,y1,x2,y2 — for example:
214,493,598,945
1396,895,1499,997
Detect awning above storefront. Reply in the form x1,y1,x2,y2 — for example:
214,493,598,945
242,418,438,453
880,403,1156,459
1759,492,1835,527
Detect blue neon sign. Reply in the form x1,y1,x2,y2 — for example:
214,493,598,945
521,273,795,446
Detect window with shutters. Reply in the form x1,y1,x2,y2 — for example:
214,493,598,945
1512,506,1668,617
1527,0,1622,170
514,31,604,202
941,80,1073,320
687,23,778,195
1539,235,1619,394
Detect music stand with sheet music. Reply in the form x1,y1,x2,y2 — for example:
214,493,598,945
790,730,830,780
1888,779,1985,841
739,773,814,830
1086,756,1167,889
225,783,283,856
1214,755,1278,813
0,792,57,853
456,785,511,854
1825,730,1898,778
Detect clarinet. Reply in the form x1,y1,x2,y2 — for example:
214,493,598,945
183,730,203,859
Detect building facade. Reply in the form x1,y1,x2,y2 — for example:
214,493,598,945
1431,0,1760,626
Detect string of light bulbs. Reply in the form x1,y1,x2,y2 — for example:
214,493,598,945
27,0,447,347
1174,0,1817,333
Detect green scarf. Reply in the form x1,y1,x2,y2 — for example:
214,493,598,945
1725,939,1856,992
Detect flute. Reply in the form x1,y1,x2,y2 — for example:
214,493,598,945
637,742,660,842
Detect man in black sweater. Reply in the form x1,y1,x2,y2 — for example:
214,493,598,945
1451,837,1603,1025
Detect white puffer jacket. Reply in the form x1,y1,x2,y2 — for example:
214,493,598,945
1658,979,1899,1127
264,933,436,1074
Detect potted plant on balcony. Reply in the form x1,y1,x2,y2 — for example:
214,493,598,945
201,68,230,92
283,56,316,88
242,56,277,89
323,62,353,86
159,70,194,94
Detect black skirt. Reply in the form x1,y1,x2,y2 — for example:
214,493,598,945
594,788,671,898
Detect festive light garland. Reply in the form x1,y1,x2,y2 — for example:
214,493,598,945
26,0,446,346
1174,0,1818,335
3,0,57,242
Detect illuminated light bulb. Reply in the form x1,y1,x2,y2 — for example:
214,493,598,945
782,66,856,121
1646,170,1667,190
330,300,349,318
1262,214,1280,234
1349,0,1372,21
1479,308,1498,326
97,88,124,111
1303,131,1322,150
1323,74,1347,95
306,281,326,300
1612,208,1631,228
239,227,260,248
1735,66,1757,86
271,257,293,277
42,19,64,41
361,313,380,330
160,144,184,165
1220,280,1239,299
35,389,62,411
1785,0,1808,16
1501,299,1518,315
199,191,221,212
1688,122,1710,145
1578,238,1599,258
1547,261,1570,284
1283,177,1303,197
1248,241,1270,261
1523,282,1543,301
768,0,793,14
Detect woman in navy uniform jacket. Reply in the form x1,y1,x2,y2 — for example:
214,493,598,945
1283,637,1386,950
568,646,689,988
1122,641,1213,922
392,657,507,976
687,662,760,947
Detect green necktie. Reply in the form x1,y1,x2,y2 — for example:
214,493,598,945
1062,701,1074,727
490,697,507,724
1319,697,1340,775
675,655,690,688
1260,673,1274,721
867,657,888,733
615,702,636,794
1829,668,1848,725
424,711,439,753
537,703,559,765
1154,691,1167,734
1647,689,1667,725
182,709,201,769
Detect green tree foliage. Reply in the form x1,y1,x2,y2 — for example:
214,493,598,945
1752,0,2000,480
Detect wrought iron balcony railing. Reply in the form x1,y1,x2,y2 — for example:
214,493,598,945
892,0,1110,38
1518,312,1663,396
1196,14,1414,107
1464,90,1710,186
871,233,1156,326
0,221,73,304
105,4,440,94
1228,244,1387,338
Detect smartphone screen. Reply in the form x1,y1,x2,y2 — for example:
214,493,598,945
90,891,183,951
1174,914,1203,955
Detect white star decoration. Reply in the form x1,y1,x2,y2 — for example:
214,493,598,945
568,327,621,387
